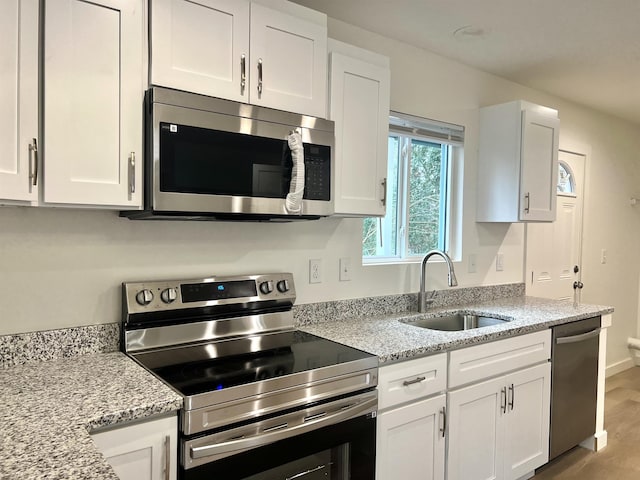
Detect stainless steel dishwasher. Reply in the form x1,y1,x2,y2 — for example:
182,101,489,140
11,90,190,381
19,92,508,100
549,316,601,460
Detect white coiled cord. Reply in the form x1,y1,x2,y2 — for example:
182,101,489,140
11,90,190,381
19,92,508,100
285,129,305,214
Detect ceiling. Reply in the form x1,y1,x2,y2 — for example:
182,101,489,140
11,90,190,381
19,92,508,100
291,0,640,125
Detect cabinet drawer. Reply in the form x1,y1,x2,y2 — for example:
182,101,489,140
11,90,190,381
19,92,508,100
378,353,447,410
449,330,551,388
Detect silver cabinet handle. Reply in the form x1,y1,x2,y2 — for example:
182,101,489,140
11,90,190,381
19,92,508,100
381,178,387,206
163,435,171,480
556,327,601,345
524,192,530,214
508,383,514,411
501,386,507,414
29,138,38,186
286,464,328,480
257,58,263,97
129,152,136,195
240,54,246,95
439,406,446,438
402,376,426,386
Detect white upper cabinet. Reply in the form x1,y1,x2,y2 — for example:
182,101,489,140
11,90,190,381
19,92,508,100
328,40,390,216
43,0,144,208
0,0,39,203
151,0,250,103
476,100,559,222
151,0,327,118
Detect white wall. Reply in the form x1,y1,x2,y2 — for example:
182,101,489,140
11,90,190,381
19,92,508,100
1,17,639,371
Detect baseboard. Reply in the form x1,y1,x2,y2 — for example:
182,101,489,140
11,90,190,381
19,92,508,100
580,430,608,451
606,357,635,377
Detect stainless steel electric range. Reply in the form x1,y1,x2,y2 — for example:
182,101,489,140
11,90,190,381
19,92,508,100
122,273,378,480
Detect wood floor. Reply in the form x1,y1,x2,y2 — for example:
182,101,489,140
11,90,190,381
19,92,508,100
534,366,640,479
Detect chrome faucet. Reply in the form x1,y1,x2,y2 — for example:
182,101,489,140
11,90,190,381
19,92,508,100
418,249,458,313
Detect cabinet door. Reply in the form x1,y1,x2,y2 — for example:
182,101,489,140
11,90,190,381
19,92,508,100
376,395,446,480
249,3,326,117
0,0,38,203
503,363,551,480
43,0,143,207
447,376,506,480
519,109,559,221
151,0,250,102
91,415,177,480
329,52,390,217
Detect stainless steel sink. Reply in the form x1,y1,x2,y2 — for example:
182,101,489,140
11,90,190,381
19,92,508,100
401,313,510,331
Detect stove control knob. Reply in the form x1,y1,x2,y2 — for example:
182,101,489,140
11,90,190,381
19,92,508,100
135,289,154,306
160,287,177,304
277,279,290,293
259,280,274,295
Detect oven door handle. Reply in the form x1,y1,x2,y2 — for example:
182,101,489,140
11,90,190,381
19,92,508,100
189,394,377,461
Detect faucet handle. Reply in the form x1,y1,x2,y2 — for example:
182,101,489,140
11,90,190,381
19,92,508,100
425,290,437,305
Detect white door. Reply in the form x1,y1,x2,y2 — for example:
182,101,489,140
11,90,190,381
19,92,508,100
376,395,446,480
525,151,586,300
447,376,505,480
151,0,250,102
0,0,39,203
249,2,327,117
329,50,390,217
43,0,143,207
503,363,551,480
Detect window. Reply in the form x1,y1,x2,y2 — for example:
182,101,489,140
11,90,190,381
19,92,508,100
362,112,464,262
557,161,576,196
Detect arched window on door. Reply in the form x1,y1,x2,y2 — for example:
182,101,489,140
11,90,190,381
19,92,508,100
557,161,576,196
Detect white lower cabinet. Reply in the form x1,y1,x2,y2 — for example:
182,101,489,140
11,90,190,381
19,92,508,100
377,394,446,480
375,331,552,480
376,353,447,480
91,415,177,480
447,362,551,480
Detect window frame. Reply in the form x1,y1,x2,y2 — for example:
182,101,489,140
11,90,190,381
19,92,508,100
363,113,464,265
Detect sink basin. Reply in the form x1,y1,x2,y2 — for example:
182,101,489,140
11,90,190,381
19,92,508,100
402,313,510,331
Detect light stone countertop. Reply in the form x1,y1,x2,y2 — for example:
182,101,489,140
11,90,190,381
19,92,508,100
0,352,183,480
299,296,614,364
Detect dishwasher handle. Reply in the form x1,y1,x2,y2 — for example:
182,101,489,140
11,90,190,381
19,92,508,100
556,328,600,345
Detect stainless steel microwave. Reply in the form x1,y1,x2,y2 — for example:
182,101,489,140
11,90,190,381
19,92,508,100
121,87,334,221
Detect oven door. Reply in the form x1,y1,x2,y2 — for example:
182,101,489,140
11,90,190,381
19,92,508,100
181,391,377,480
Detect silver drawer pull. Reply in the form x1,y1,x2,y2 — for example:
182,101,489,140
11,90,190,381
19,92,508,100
403,376,426,386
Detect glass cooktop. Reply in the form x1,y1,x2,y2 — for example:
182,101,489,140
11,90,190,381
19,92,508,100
132,330,375,397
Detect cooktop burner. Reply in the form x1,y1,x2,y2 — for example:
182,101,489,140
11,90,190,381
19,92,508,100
132,330,372,396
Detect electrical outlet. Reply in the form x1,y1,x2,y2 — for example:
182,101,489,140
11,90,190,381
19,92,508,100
496,253,504,272
601,249,607,264
339,257,351,281
309,259,322,284
468,254,477,273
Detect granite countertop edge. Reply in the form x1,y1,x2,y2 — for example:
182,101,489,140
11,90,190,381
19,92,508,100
299,296,614,364
0,352,183,480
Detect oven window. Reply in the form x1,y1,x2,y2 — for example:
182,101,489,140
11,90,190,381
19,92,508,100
244,445,349,480
181,414,375,480
159,123,330,200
